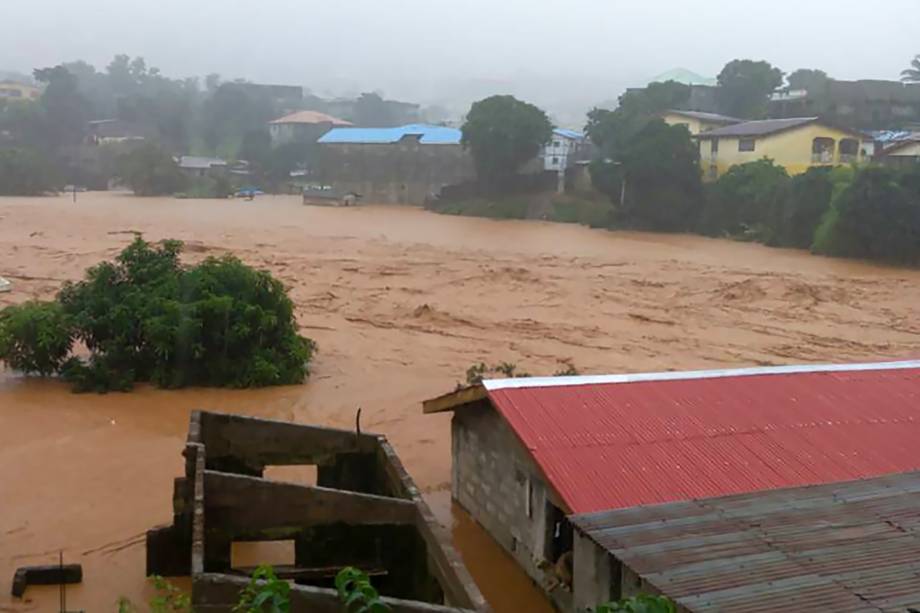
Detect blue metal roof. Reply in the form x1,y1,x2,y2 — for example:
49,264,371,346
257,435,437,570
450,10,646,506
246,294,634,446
553,128,584,140
318,124,462,145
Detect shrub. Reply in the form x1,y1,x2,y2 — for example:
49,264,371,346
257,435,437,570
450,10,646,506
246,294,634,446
812,166,920,264
0,147,60,195
117,143,187,196
768,166,834,248
0,301,74,376
593,594,676,613
1,237,315,392
699,159,789,239
234,565,291,613
336,567,390,613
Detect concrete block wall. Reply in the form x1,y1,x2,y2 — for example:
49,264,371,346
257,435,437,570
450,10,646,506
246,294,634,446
451,405,552,586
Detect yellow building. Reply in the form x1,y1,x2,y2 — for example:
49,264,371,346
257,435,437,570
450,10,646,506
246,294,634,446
659,109,741,135
0,80,41,102
695,117,868,180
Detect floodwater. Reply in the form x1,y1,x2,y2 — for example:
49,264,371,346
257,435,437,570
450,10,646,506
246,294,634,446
2,192,919,612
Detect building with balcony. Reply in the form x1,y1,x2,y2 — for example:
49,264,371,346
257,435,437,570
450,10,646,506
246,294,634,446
695,117,868,180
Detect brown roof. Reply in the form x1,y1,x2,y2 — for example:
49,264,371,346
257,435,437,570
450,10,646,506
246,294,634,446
572,470,920,612
661,109,742,124
269,110,352,126
696,116,867,140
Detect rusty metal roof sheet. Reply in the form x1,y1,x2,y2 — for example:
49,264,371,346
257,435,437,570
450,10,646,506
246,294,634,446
482,361,920,514
570,471,920,612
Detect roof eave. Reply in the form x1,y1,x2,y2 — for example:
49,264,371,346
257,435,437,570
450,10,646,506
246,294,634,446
422,384,488,414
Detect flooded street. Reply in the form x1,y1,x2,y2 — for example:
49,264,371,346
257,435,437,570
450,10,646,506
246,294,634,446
2,192,919,611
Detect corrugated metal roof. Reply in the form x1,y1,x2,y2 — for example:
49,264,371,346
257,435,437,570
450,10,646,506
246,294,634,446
696,117,819,138
482,362,920,514
570,470,920,612
553,128,584,140
318,124,462,145
662,109,743,124
269,110,352,126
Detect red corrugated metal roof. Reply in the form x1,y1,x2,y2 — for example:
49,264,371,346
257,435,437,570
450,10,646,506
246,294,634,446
483,363,920,514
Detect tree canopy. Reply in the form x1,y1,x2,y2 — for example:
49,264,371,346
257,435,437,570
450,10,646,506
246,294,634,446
0,238,316,392
461,95,552,187
902,55,920,83
616,120,704,231
586,81,690,159
117,142,187,196
716,59,784,118
787,68,830,91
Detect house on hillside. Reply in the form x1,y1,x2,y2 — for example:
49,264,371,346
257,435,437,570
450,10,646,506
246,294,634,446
658,109,741,135
268,110,352,146
572,470,920,611
769,79,920,130
176,155,228,177
315,124,475,205
542,129,590,172
878,134,920,167
695,117,869,180
86,119,146,145
0,80,41,101
423,360,920,612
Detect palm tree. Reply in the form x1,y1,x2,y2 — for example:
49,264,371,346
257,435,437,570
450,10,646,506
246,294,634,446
902,55,920,83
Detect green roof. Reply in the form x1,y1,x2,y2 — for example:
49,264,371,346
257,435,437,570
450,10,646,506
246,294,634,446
649,68,717,87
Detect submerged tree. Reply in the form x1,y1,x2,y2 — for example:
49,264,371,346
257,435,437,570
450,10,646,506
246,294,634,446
461,95,552,187
0,238,316,392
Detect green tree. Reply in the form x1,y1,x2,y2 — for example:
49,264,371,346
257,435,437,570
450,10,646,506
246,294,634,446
901,55,920,83
699,159,789,238
716,59,784,118
786,68,829,92
117,143,187,196
0,147,60,195
586,81,690,160
768,166,834,248
0,237,318,392
614,120,703,231
813,166,920,264
461,95,552,187
33,65,92,150
0,301,74,376
200,82,276,158
594,594,676,613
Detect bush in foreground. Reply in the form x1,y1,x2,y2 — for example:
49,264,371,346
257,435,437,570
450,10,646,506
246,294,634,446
0,237,315,392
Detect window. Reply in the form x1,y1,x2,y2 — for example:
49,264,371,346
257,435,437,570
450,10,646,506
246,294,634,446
551,156,559,166
553,140,561,148
738,138,756,152
525,478,534,518
711,138,719,153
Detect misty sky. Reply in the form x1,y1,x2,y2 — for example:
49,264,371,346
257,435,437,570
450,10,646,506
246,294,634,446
3,0,917,121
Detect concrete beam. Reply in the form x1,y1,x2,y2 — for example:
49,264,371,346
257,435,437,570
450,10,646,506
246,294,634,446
197,411,380,468
203,471,417,533
422,385,488,414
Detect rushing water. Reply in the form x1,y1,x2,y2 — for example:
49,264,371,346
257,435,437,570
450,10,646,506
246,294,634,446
2,193,919,610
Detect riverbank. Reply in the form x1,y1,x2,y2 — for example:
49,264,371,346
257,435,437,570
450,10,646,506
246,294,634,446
2,192,919,611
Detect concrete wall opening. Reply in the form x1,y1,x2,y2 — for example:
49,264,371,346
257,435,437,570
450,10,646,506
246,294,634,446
231,540,296,571
263,465,317,486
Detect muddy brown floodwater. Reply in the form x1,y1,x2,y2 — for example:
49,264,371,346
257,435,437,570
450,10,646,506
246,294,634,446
1,192,919,611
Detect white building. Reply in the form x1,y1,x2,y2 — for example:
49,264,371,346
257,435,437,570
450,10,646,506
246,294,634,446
543,128,587,172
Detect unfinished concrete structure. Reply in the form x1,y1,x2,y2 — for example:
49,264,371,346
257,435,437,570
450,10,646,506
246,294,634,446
315,125,475,205
424,360,920,612
147,410,486,612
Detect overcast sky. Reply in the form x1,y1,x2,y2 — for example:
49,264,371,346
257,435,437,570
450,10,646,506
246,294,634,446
3,0,917,120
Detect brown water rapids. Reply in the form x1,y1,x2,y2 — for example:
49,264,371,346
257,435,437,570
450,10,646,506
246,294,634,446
2,192,919,611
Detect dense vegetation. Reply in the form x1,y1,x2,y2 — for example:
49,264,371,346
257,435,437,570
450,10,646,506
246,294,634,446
461,95,553,187
0,54,425,196
0,238,315,392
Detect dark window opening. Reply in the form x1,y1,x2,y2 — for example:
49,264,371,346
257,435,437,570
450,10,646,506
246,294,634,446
738,138,756,152
545,502,573,563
